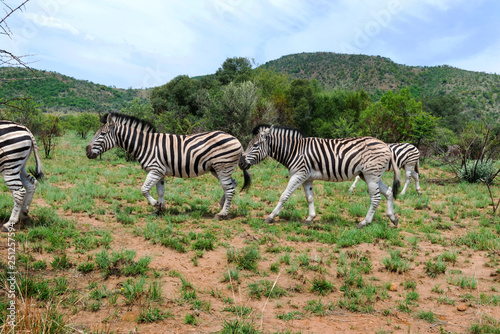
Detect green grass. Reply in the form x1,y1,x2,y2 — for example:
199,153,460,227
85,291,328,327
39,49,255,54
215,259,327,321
2,131,500,333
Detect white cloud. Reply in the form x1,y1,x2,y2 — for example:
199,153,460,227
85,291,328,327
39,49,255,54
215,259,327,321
4,0,500,88
23,13,79,35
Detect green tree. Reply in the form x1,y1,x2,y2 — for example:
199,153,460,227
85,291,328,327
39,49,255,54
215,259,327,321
422,94,466,132
150,75,202,134
39,114,64,158
74,112,100,139
201,81,259,145
215,57,253,85
359,87,437,144
0,97,43,134
287,79,319,135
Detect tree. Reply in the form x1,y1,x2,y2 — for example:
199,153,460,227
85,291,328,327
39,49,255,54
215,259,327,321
39,115,64,158
1,0,32,69
0,96,43,133
215,57,253,85
74,112,100,139
201,81,258,145
359,87,437,144
422,94,466,132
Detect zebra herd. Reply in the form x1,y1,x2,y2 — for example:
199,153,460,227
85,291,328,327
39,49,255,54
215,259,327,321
1,113,422,232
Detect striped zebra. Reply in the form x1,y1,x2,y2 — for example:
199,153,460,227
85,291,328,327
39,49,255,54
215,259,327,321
86,113,251,218
349,142,421,195
239,125,400,228
0,121,44,232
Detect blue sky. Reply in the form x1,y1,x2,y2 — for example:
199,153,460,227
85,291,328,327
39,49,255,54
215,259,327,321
4,0,500,89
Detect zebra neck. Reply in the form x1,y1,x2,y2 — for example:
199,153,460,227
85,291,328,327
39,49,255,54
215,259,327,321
116,126,150,161
268,135,298,168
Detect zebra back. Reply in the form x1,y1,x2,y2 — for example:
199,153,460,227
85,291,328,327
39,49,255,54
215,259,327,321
96,113,246,179
248,125,393,182
388,143,420,172
0,121,43,180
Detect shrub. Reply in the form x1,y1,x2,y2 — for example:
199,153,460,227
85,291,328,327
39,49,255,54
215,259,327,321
458,159,497,183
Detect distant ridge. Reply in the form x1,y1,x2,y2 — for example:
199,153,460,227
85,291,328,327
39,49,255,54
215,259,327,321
2,52,500,116
261,52,500,115
0,67,149,113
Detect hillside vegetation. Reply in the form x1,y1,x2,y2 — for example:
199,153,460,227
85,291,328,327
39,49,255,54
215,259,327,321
262,52,500,116
0,67,149,113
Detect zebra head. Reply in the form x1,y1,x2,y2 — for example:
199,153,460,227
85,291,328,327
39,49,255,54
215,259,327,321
239,125,272,170
86,114,118,159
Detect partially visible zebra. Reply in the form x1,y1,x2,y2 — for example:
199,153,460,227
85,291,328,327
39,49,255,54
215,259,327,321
0,121,44,232
239,125,400,228
86,113,251,218
349,142,421,195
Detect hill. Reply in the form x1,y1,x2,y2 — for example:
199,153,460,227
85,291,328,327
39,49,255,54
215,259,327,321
262,52,500,116
0,67,150,113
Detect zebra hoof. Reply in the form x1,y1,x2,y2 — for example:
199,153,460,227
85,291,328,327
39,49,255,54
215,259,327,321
264,217,274,224
154,203,165,215
357,221,368,229
214,213,228,220
392,217,399,227
1,223,15,232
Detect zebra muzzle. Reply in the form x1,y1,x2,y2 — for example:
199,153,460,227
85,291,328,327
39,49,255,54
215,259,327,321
86,145,97,159
238,156,250,170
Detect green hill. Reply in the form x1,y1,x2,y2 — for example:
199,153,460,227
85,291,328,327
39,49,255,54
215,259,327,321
262,52,500,116
0,67,150,113
2,52,500,117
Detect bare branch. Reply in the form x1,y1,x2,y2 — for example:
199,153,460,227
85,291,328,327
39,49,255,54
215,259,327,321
0,0,30,37
1,0,36,71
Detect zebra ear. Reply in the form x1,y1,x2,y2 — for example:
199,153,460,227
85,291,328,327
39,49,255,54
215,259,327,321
106,114,115,127
261,126,272,139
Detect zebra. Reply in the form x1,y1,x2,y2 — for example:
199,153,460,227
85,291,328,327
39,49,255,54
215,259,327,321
239,125,400,228
0,121,44,232
86,113,251,218
349,142,421,195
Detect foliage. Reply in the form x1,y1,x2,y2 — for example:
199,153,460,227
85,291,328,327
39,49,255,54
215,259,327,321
0,67,144,113
359,87,437,144
39,114,64,158
215,57,254,85
459,160,497,183
201,81,259,145
73,112,100,139
0,96,43,133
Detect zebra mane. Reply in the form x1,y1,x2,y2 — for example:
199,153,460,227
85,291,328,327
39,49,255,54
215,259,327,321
252,124,305,138
103,112,157,133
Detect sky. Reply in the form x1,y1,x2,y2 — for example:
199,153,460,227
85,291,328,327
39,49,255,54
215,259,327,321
3,0,500,89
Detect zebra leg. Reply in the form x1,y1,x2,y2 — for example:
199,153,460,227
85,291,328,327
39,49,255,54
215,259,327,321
378,180,398,227
348,175,361,194
154,177,166,214
302,181,316,224
141,171,163,212
20,168,38,221
265,173,307,224
400,167,412,195
212,169,237,219
411,168,422,195
357,175,382,229
1,186,26,232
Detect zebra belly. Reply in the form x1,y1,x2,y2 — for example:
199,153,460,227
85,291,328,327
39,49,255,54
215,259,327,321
308,170,359,182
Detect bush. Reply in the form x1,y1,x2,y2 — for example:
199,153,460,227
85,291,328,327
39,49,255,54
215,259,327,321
458,159,497,183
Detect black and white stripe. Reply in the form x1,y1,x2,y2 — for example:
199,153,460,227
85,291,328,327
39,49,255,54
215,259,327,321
86,113,250,218
349,142,421,195
0,121,44,232
239,125,400,228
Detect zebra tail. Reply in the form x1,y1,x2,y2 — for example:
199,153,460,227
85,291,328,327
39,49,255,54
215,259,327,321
391,154,400,199
28,133,45,181
241,168,251,191
415,160,419,175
